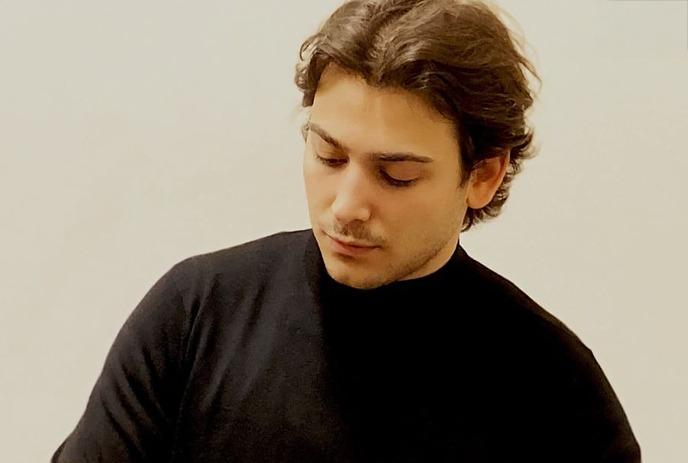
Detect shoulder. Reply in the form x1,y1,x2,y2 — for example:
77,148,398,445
154,229,312,321
464,255,640,459
462,254,593,365
167,228,311,285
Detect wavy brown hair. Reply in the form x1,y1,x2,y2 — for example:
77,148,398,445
294,0,541,232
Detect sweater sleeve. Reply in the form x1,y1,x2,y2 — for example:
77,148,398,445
548,339,642,463
51,259,192,462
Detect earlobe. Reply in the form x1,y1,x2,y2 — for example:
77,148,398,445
466,150,510,209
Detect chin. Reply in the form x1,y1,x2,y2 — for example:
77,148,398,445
325,263,389,290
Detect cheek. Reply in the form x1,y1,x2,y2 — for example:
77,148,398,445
392,189,451,225
382,194,430,230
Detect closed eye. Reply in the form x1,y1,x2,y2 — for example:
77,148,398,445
314,153,418,188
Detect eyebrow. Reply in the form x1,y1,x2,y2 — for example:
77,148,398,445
306,122,435,164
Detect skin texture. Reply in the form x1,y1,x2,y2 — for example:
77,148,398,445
303,64,509,290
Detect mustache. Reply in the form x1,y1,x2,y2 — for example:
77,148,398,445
325,226,380,246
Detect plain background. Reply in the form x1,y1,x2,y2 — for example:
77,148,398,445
1,0,686,461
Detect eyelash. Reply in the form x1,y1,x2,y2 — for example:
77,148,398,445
314,154,417,188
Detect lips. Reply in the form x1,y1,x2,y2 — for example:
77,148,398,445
332,237,374,248
326,233,379,257
327,233,376,248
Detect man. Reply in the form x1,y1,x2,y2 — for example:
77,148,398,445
52,0,641,461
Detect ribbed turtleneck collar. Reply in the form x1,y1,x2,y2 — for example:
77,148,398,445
302,227,477,376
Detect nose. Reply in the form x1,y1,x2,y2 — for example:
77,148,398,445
331,163,373,225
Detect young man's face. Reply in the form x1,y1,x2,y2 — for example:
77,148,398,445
302,64,472,290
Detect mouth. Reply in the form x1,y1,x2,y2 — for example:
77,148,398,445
325,232,379,257
330,235,375,247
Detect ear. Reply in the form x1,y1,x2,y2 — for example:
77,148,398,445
466,149,510,210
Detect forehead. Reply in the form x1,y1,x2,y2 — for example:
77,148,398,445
310,66,460,163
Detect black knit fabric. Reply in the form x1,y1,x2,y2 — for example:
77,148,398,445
52,228,640,462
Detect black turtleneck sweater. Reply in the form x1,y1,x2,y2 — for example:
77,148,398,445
52,228,640,462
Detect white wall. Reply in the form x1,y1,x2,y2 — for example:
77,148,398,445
1,1,685,461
